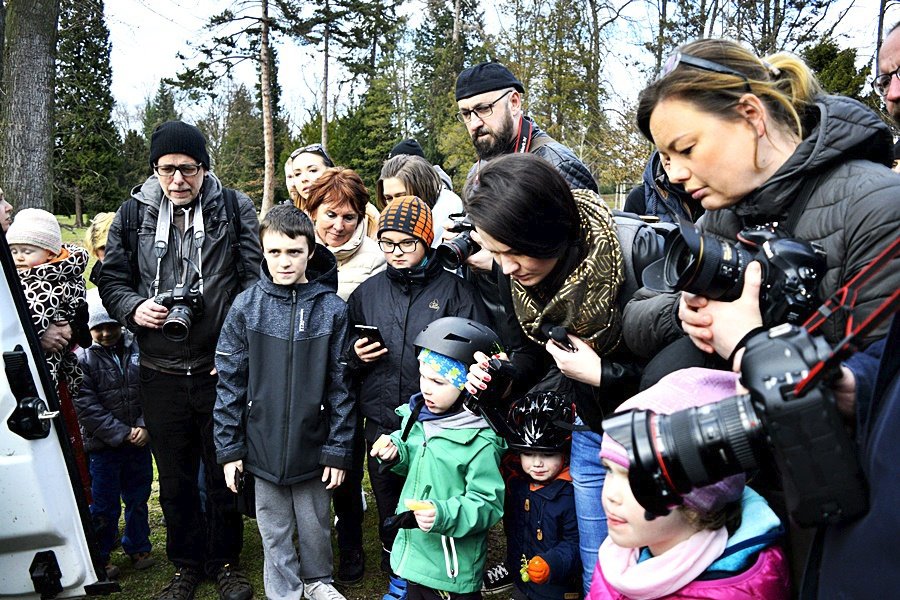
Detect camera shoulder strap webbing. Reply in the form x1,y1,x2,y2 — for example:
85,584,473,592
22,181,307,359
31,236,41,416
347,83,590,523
783,173,823,234
221,188,247,282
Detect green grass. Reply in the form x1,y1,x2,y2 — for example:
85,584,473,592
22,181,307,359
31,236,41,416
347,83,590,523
55,214,507,599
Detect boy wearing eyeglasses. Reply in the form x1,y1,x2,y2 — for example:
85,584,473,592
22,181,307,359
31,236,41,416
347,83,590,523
345,196,490,597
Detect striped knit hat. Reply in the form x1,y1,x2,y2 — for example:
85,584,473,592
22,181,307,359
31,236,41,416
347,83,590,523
6,208,62,255
378,195,434,246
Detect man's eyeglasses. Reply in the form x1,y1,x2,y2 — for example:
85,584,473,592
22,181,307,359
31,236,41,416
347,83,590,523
378,238,420,253
873,66,900,97
456,89,514,123
290,143,326,159
660,51,752,92
153,163,203,178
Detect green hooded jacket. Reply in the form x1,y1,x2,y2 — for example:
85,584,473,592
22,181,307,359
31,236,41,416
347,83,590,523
387,401,507,593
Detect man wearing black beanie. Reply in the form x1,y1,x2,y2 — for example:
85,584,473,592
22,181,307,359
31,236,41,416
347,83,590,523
98,120,262,600
454,61,596,193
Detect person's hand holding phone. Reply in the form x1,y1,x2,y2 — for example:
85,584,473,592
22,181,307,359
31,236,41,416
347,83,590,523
353,325,388,363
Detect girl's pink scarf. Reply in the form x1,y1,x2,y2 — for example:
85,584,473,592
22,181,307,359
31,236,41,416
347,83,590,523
597,527,727,599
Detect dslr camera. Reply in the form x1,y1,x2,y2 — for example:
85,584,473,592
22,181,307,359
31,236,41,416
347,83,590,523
602,324,868,527
155,284,204,342
643,220,826,326
435,214,481,270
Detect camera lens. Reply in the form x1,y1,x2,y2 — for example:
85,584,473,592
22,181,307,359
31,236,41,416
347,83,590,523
663,224,753,300
436,232,481,270
658,395,761,491
162,305,193,342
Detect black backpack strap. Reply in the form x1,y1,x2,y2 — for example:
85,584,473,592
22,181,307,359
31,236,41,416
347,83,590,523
222,188,247,281
120,198,141,290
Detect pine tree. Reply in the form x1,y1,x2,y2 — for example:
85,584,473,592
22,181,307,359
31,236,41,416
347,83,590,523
54,0,122,223
142,81,181,143
119,129,150,192
216,85,265,204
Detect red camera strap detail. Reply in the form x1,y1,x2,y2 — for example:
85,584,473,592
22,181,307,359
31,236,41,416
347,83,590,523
795,237,900,397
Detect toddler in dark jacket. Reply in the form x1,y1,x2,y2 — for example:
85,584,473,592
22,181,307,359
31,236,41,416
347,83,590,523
504,391,581,600
214,204,353,600
74,289,154,580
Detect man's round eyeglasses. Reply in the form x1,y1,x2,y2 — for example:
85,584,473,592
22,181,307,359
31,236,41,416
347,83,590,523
154,163,202,178
378,238,420,253
456,89,514,123
873,66,900,97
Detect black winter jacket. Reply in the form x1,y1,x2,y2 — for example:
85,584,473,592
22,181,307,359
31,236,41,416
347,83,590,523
98,174,262,373
74,333,142,452
346,256,491,441
623,95,900,357
213,248,353,485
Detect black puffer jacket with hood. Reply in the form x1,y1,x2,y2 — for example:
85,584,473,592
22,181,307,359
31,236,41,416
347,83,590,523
214,247,353,485
346,255,491,442
623,95,900,357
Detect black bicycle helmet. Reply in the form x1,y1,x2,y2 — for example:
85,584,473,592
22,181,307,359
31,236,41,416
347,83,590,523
507,391,575,452
413,317,502,364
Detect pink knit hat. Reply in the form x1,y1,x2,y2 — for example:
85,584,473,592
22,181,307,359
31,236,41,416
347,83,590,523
600,368,746,515
6,208,62,255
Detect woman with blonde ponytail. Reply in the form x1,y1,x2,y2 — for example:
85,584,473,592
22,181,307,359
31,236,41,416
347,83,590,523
625,38,900,372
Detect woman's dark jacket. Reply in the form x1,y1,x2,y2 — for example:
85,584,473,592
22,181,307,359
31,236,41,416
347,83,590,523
214,248,353,485
346,256,490,442
507,471,581,600
74,333,142,452
623,95,900,357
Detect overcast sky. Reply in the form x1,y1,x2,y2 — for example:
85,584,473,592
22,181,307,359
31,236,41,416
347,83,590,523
105,0,896,133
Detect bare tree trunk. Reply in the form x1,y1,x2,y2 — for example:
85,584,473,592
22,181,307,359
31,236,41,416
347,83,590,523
74,188,83,228
453,0,461,44
320,0,329,149
0,0,60,211
876,0,887,75
0,0,6,88
259,0,275,216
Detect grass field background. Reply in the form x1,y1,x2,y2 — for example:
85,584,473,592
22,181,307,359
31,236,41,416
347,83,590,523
56,214,505,599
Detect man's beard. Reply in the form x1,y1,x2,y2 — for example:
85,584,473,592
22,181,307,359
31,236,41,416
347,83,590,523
891,103,900,124
471,115,516,161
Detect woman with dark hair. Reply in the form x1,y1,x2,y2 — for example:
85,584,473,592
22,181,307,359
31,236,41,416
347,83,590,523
464,152,629,594
306,167,385,301
377,154,463,245
625,39,900,379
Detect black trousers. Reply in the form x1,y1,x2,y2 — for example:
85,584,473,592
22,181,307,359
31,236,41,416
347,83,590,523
407,582,482,599
332,412,365,550
139,366,243,575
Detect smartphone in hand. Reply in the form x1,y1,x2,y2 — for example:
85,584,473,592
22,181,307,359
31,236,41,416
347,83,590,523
354,324,385,347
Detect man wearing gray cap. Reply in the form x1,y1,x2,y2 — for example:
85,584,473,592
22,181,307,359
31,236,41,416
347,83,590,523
98,120,261,600
455,61,597,192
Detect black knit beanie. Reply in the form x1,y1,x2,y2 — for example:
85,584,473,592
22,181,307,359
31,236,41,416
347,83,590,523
388,139,426,159
455,62,524,101
149,121,211,170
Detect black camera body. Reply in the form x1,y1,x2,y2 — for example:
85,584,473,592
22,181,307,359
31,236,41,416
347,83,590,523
603,324,868,527
644,221,826,326
464,357,517,439
155,284,204,342
435,215,482,270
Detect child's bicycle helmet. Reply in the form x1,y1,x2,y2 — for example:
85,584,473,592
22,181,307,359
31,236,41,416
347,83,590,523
507,390,576,453
413,317,502,364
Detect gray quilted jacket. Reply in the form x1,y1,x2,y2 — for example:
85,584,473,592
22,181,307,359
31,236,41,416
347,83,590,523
623,95,900,357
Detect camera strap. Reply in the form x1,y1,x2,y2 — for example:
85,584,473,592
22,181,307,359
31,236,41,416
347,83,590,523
150,197,206,297
795,236,900,397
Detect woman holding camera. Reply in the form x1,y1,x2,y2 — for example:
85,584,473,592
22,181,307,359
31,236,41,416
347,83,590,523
464,153,637,593
376,155,464,246
625,39,900,380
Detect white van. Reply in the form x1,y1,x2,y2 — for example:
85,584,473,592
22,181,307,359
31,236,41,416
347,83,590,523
0,233,118,598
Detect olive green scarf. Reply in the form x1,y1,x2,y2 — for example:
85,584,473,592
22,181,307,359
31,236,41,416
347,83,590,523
511,189,624,355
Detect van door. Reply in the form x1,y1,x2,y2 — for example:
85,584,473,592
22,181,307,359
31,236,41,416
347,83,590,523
0,233,118,598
